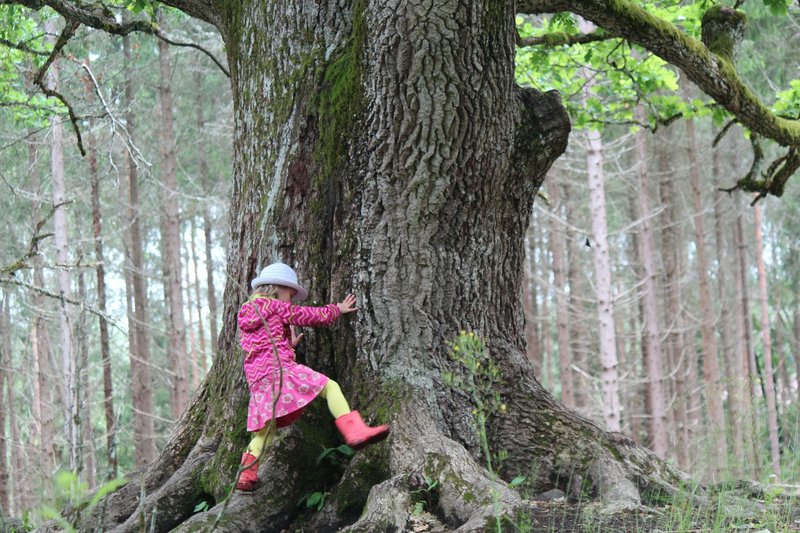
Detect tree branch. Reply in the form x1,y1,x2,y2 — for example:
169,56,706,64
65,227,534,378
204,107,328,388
712,118,739,147
517,30,613,48
0,35,49,55
32,19,87,156
0,274,123,331
0,200,65,277
2,0,229,77
517,0,800,149
155,32,229,78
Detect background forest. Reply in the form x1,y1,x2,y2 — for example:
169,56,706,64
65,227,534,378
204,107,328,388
0,1,798,527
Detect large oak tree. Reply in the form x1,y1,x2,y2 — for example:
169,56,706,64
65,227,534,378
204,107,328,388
9,0,798,531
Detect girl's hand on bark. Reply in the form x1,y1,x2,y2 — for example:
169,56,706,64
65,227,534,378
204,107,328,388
337,294,358,314
291,326,304,347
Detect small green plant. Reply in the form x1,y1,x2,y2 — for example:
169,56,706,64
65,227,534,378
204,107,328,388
292,445,354,514
38,470,127,532
193,501,210,513
409,475,439,517
443,331,510,533
442,331,505,477
316,444,354,466
298,491,329,511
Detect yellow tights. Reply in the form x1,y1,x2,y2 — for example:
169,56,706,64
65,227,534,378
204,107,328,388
246,379,351,457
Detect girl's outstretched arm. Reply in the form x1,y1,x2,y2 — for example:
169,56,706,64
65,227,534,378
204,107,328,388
282,300,342,327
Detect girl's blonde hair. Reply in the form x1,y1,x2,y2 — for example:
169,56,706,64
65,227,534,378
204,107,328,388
252,284,281,298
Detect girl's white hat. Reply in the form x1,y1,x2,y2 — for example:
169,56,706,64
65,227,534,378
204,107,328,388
251,262,308,301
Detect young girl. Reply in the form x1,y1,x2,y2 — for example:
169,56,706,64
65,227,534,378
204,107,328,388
235,262,390,491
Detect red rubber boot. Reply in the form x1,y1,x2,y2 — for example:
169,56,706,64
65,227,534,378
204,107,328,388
235,452,260,491
335,411,390,450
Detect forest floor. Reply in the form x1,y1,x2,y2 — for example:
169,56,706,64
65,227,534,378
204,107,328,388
397,495,800,533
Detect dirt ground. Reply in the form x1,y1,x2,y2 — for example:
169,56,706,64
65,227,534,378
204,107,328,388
403,497,800,533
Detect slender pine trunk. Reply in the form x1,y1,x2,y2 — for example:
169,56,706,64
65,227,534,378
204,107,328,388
711,140,741,474
28,129,57,480
0,291,8,513
686,117,726,477
634,108,668,458
46,18,80,472
77,266,97,488
547,175,574,407
190,218,208,378
158,13,189,419
194,70,219,356
88,104,117,478
732,193,760,477
523,224,542,371
753,203,781,479
123,30,157,467
656,132,691,468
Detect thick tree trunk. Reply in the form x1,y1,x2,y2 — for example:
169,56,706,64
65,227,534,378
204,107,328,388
158,15,190,420
70,2,694,531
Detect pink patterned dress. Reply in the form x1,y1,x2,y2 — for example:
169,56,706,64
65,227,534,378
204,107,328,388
238,296,341,431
